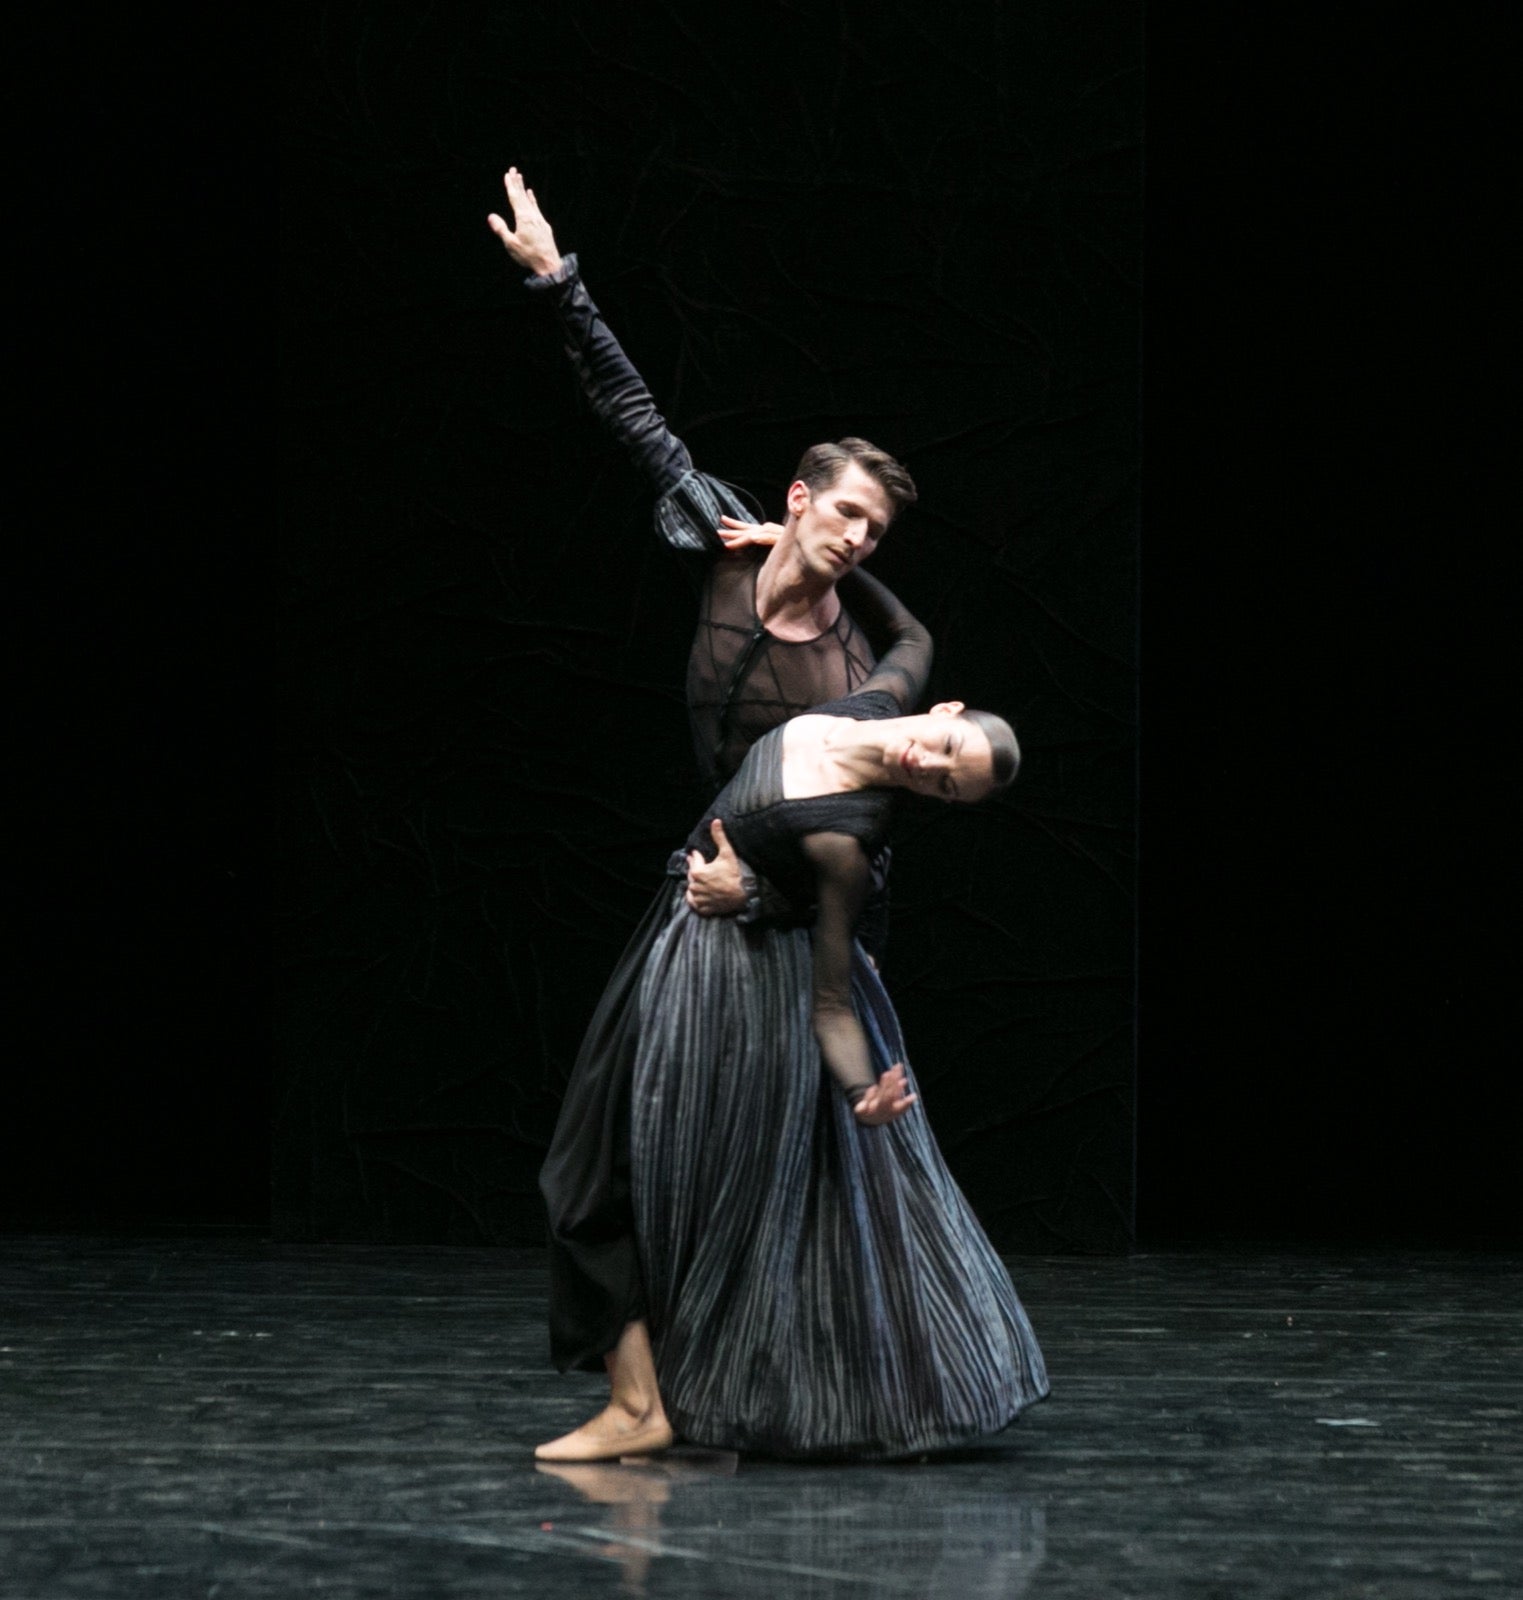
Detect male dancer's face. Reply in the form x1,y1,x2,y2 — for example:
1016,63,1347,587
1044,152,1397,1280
785,462,893,583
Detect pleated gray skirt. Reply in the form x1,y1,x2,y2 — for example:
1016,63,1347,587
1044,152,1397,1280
622,898,1050,1460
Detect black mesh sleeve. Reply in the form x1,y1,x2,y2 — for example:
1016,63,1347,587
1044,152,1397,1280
838,568,934,713
734,863,810,930
829,565,925,960
854,844,893,964
800,831,876,1099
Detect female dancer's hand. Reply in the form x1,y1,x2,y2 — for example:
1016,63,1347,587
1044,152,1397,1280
716,516,784,551
853,1064,917,1126
488,168,563,277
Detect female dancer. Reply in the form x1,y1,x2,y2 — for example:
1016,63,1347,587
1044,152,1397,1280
537,661,1050,1462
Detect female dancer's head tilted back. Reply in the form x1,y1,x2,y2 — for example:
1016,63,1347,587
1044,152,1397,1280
803,700,1019,807
885,702,1019,804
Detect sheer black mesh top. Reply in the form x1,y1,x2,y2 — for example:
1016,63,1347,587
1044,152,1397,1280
525,254,931,791
686,562,881,792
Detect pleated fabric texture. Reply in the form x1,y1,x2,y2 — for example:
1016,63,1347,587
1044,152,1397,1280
630,904,1050,1460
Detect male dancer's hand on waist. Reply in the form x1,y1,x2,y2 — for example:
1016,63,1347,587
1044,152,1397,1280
685,819,751,917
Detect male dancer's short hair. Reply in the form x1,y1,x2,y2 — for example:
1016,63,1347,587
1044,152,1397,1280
792,437,919,518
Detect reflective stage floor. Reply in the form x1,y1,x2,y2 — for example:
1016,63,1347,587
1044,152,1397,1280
1,1237,1518,1597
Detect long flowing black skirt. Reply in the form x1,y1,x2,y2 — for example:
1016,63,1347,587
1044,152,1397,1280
539,881,1049,1458
539,881,682,1372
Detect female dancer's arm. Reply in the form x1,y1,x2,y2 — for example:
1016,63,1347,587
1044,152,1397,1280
801,832,917,1126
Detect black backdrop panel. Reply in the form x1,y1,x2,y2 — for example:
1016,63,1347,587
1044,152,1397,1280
275,3,1141,1251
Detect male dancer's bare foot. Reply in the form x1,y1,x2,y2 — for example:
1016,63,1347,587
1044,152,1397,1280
536,1318,671,1461
534,1403,674,1463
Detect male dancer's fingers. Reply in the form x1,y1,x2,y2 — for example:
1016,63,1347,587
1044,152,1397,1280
494,169,559,273
684,848,719,913
709,818,736,860
717,521,757,550
506,167,543,221
716,516,783,549
503,169,527,223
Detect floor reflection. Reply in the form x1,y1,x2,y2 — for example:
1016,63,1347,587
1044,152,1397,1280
536,1452,738,1595
537,1447,1046,1598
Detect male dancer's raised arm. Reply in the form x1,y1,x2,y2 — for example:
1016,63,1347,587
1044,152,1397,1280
489,169,753,545
488,168,932,936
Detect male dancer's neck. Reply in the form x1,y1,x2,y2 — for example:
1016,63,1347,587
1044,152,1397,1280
754,530,843,641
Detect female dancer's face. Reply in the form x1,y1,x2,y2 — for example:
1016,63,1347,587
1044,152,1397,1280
886,704,997,803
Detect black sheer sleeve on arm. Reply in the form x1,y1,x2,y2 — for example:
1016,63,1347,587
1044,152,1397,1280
524,253,693,497
800,831,878,1101
735,861,807,931
839,568,933,712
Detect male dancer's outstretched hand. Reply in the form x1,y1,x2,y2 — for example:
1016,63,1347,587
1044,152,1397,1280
488,167,562,277
685,819,750,917
853,1063,917,1126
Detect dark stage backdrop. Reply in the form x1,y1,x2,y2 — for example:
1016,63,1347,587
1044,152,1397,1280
275,4,1142,1251
1137,6,1513,1248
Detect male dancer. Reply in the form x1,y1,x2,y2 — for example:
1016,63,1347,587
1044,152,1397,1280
488,168,929,926
488,169,931,1459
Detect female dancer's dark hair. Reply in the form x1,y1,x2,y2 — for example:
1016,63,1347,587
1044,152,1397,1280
962,709,1020,788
